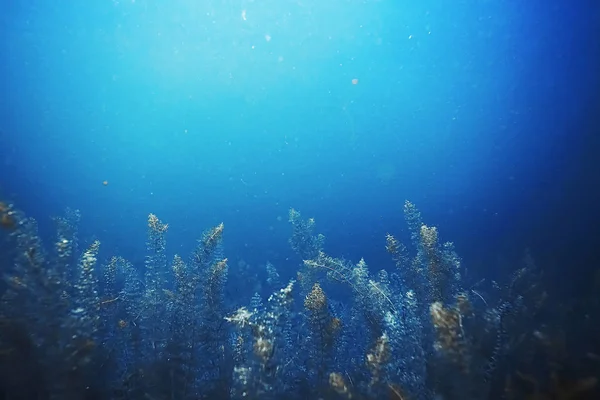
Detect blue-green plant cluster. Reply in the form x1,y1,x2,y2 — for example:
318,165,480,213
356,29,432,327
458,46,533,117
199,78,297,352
0,200,595,399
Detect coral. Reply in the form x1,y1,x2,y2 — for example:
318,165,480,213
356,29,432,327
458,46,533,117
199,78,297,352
386,233,410,273
304,252,396,315
72,240,101,339
227,281,296,398
403,200,423,248
0,208,104,398
366,332,390,386
0,199,596,400
288,208,324,260
330,372,354,399
512,370,597,400
0,201,18,230
430,301,469,373
420,224,448,302
266,261,281,289
144,213,169,306
304,283,341,388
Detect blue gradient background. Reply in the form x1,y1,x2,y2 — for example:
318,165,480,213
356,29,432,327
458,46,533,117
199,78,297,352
1,0,599,289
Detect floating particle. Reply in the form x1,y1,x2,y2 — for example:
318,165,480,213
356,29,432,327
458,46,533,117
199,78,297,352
103,180,109,186
351,78,359,85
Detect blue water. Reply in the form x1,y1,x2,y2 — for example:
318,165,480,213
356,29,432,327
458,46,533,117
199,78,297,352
1,1,599,399
2,0,596,270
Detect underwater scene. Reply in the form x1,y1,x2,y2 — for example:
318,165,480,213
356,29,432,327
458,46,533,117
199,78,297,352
1,1,600,399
